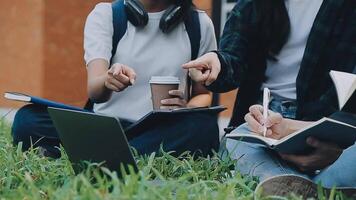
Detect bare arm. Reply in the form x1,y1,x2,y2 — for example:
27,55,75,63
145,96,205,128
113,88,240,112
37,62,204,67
87,59,112,103
187,82,212,107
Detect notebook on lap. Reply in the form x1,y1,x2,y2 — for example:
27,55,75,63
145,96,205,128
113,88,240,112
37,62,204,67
47,107,138,175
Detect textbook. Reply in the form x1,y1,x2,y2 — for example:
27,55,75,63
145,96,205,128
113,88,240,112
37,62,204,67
4,92,86,112
125,106,227,139
226,70,356,154
330,70,356,111
226,112,356,154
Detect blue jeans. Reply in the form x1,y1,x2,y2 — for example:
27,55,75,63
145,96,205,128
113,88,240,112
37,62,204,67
224,99,356,187
268,97,297,119
12,104,219,158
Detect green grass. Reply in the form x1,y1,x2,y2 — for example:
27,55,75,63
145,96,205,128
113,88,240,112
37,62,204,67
0,119,350,200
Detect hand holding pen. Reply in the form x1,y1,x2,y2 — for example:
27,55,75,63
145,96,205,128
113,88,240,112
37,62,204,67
243,88,295,140
244,104,293,140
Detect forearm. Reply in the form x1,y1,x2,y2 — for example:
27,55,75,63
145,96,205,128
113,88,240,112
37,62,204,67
87,73,112,103
187,93,212,107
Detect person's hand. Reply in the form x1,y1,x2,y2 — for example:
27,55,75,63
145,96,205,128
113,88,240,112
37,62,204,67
104,63,136,92
244,105,291,140
160,90,187,109
280,137,343,172
182,52,221,86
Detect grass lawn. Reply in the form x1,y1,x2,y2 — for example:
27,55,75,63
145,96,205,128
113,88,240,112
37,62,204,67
0,119,350,200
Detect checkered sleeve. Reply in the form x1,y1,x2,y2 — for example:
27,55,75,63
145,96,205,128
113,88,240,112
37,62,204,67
208,0,254,93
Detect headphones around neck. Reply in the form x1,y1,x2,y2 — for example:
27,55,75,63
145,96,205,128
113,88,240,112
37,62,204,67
124,0,185,33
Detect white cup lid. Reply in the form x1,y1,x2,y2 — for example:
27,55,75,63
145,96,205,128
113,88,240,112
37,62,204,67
149,76,180,84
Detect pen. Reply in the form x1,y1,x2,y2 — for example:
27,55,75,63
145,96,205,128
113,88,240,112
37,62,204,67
262,88,270,137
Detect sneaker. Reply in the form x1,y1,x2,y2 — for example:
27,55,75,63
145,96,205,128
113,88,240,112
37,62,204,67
255,174,356,199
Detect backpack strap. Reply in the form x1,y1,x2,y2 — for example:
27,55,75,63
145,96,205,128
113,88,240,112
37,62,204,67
184,9,201,100
84,0,128,111
111,0,128,66
184,10,201,61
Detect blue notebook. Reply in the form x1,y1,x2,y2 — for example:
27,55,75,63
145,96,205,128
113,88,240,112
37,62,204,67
4,92,88,112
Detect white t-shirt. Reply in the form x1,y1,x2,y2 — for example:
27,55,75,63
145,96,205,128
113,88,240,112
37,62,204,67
262,0,323,100
84,3,217,121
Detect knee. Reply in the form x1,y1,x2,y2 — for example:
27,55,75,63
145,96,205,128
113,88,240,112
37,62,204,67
197,114,219,136
12,104,43,148
185,113,220,149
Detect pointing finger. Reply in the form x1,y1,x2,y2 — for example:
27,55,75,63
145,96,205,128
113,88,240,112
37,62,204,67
182,60,209,70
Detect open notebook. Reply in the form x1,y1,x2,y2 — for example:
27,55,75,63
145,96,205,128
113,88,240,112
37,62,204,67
226,112,356,154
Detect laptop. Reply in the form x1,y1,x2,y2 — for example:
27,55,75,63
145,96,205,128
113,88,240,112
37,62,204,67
47,107,138,175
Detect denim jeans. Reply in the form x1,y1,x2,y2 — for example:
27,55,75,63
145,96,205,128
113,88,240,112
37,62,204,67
224,99,356,188
268,97,297,119
12,104,220,158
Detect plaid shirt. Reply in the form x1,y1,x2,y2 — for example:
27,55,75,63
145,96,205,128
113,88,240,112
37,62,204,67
208,0,356,126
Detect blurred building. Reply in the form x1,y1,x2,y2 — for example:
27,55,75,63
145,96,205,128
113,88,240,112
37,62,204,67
0,0,236,119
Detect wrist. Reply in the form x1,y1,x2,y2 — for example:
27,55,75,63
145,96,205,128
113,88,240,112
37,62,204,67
87,75,112,103
208,51,220,61
187,93,212,108
100,74,113,101
102,74,112,92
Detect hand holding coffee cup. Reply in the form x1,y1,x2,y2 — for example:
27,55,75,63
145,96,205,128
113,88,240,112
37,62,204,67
105,63,137,92
150,76,184,110
161,90,187,110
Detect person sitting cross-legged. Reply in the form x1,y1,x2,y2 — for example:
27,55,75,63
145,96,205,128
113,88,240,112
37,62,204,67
11,0,219,158
182,0,356,189
227,104,356,189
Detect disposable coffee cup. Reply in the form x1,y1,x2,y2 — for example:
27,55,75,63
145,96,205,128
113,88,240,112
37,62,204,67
149,76,180,110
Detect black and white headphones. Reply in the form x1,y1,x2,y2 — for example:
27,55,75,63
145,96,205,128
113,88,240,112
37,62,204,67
124,0,186,33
